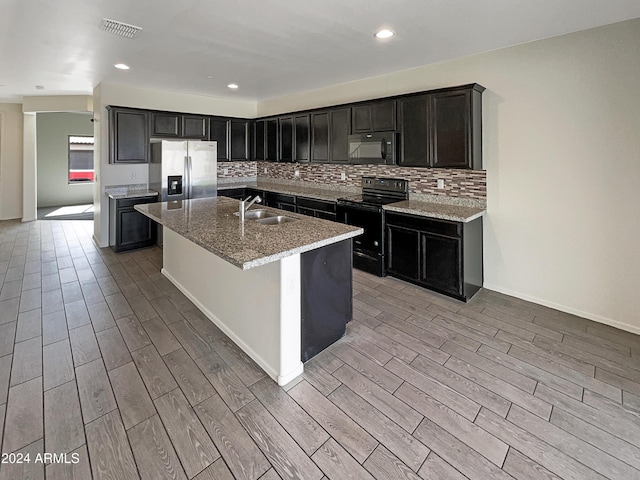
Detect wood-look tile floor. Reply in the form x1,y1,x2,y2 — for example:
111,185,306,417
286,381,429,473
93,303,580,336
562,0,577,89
1,219,640,480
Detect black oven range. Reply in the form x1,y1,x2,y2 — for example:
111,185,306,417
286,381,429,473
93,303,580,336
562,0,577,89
337,177,409,277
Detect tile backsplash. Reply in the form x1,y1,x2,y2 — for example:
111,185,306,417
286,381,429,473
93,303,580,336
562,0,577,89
217,161,486,200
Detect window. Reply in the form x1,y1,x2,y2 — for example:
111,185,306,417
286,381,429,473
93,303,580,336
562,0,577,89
68,136,94,183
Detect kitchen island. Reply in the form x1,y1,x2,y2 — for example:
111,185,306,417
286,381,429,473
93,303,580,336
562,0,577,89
135,196,363,385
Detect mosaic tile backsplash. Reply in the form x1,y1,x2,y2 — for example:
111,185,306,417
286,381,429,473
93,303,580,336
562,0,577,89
217,161,486,200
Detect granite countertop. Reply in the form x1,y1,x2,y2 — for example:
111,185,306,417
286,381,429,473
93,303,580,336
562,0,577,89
105,184,158,200
384,200,485,222
218,180,356,202
219,180,486,222
135,196,363,270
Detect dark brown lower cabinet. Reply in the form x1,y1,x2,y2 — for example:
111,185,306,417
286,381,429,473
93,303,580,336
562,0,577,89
386,212,482,301
296,197,336,221
110,196,158,252
264,191,296,211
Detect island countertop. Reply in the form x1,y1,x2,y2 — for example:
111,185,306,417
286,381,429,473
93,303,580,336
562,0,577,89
135,196,363,270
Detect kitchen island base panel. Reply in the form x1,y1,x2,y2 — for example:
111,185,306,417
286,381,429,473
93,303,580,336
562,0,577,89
161,228,303,386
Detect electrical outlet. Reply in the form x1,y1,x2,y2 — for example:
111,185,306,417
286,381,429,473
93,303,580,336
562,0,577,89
131,172,137,180
294,169,300,178
340,172,346,181
264,167,268,174
437,179,445,189
223,168,229,175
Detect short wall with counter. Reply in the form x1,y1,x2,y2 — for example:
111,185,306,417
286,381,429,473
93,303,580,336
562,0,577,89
136,196,362,384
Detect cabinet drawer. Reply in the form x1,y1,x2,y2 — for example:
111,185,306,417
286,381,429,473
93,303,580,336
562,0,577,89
386,212,460,237
219,188,245,200
116,196,157,210
296,197,336,213
265,192,296,205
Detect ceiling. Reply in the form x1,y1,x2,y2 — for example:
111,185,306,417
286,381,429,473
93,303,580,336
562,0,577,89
2,0,640,103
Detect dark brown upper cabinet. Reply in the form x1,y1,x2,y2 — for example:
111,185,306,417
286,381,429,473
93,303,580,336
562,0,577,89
329,108,351,163
181,114,209,139
398,84,484,169
150,112,208,139
310,112,329,163
430,88,482,169
351,100,396,133
209,117,230,161
265,119,279,162
151,112,180,137
398,95,429,167
107,106,149,164
253,120,266,161
229,119,251,161
279,116,294,162
294,114,310,163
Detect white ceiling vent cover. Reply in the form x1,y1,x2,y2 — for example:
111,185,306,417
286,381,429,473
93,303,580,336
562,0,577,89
101,18,142,39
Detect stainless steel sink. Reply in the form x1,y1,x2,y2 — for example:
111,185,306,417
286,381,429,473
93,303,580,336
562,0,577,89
255,215,297,225
234,209,276,219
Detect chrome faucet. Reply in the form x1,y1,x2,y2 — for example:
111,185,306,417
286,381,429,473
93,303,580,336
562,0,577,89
239,195,262,223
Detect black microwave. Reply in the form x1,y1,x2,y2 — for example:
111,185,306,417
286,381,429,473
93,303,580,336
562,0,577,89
348,132,397,165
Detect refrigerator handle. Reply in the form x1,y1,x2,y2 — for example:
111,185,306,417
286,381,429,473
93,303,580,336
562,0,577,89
188,156,193,198
184,156,190,199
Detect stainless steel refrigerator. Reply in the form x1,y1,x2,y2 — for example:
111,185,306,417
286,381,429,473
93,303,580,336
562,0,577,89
149,140,218,201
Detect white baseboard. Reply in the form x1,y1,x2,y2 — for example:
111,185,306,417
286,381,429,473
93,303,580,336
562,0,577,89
92,234,108,249
483,283,640,336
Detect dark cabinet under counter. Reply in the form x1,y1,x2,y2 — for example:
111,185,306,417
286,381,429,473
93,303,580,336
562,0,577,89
386,212,483,301
110,196,158,252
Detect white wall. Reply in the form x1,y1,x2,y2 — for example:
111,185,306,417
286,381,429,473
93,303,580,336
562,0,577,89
36,112,94,207
260,19,640,333
93,83,257,247
0,103,24,220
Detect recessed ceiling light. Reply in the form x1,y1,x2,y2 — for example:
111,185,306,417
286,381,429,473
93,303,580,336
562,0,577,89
114,63,130,70
227,83,239,89
35,85,45,90
374,29,394,39
206,75,214,79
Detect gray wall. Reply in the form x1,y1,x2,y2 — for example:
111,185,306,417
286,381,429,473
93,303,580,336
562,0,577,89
37,112,93,207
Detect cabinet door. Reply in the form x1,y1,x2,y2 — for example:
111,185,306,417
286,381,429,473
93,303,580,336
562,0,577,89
265,119,278,161
151,113,180,137
386,224,420,281
253,120,265,160
108,107,149,164
116,208,154,249
398,95,429,167
420,232,461,295
329,108,350,163
311,112,329,163
182,115,209,139
279,116,294,162
230,119,250,161
351,105,372,133
209,118,229,161
372,100,396,131
352,101,396,132
430,90,470,168
294,114,310,163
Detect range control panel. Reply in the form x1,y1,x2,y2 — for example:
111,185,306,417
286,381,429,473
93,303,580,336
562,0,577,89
362,176,409,196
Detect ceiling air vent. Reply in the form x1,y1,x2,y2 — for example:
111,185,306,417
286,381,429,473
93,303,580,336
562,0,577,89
101,18,142,39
